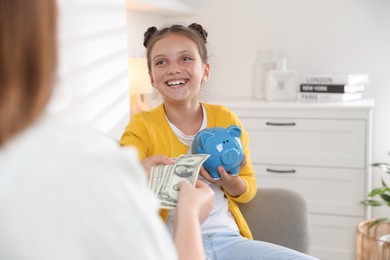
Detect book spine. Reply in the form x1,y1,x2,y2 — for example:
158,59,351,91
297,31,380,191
304,76,348,84
300,84,365,93
300,84,347,93
303,74,369,85
297,92,362,102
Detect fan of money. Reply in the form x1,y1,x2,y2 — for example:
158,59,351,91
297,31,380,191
149,154,210,209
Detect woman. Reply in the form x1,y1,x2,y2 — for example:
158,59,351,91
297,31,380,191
0,1,214,260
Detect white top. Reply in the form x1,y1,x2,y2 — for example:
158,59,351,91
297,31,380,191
166,106,239,235
0,115,177,260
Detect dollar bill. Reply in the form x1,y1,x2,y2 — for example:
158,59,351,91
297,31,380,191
149,154,210,209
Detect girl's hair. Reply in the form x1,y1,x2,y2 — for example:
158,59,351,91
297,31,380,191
143,23,208,70
0,0,57,146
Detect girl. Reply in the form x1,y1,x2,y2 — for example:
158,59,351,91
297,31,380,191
120,23,318,260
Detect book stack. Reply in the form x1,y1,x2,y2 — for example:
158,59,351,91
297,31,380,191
297,73,369,102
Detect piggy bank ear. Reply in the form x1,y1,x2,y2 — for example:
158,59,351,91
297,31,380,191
227,125,241,138
199,131,215,148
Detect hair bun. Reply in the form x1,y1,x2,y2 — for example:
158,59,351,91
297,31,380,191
143,26,157,47
188,23,208,43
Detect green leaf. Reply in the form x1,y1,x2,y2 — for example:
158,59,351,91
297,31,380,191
367,188,382,197
362,199,385,206
368,218,390,228
367,187,390,197
371,162,390,174
380,193,390,202
382,178,389,188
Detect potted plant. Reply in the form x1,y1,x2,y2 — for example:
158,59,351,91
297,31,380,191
362,158,390,226
357,153,390,259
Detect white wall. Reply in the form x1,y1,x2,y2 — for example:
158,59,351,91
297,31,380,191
50,0,129,139
126,11,164,58
127,0,390,219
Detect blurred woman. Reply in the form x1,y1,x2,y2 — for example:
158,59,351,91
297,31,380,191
0,1,214,259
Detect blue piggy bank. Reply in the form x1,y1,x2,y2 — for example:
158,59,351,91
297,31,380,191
192,125,244,180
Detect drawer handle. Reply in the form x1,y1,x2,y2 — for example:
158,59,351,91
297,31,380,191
266,168,296,174
266,122,296,126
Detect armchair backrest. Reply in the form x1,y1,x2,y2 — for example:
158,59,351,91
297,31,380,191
238,187,310,253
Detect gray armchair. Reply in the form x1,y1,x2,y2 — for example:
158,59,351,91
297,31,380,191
238,187,310,253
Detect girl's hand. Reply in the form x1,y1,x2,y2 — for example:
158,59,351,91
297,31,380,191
174,180,214,225
140,155,174,177
199,155,247,197
240,155,247,169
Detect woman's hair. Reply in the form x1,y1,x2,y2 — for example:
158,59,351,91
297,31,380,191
143,23,208,70
0,0,57,146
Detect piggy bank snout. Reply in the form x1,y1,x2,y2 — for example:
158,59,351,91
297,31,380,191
221,148,241,166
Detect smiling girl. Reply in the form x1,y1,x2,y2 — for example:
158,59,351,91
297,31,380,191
120,23,317,260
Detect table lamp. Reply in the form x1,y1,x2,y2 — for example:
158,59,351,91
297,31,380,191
128,58,152,116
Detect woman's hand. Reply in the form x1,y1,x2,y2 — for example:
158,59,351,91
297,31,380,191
174,180,214,225
172,180,214,260
140,155,174,178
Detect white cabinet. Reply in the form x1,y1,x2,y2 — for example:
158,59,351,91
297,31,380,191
212,98,375,260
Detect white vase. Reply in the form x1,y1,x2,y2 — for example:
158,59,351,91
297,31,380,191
264,59,298,101
252,50,279,100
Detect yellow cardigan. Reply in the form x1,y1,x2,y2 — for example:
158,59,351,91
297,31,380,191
120,103,257,239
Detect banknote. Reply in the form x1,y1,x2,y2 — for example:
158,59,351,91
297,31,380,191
149,154,210,209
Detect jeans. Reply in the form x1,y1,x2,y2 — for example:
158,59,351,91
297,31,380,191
202,232,319,260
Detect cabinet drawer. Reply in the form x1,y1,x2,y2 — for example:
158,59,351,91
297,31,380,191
242,118,366,168
254,164,366,217
309,214,362,260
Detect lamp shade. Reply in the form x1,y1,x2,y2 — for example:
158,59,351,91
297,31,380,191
128,58,152,94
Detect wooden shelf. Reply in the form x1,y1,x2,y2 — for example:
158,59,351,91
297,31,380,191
126,0,197,15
